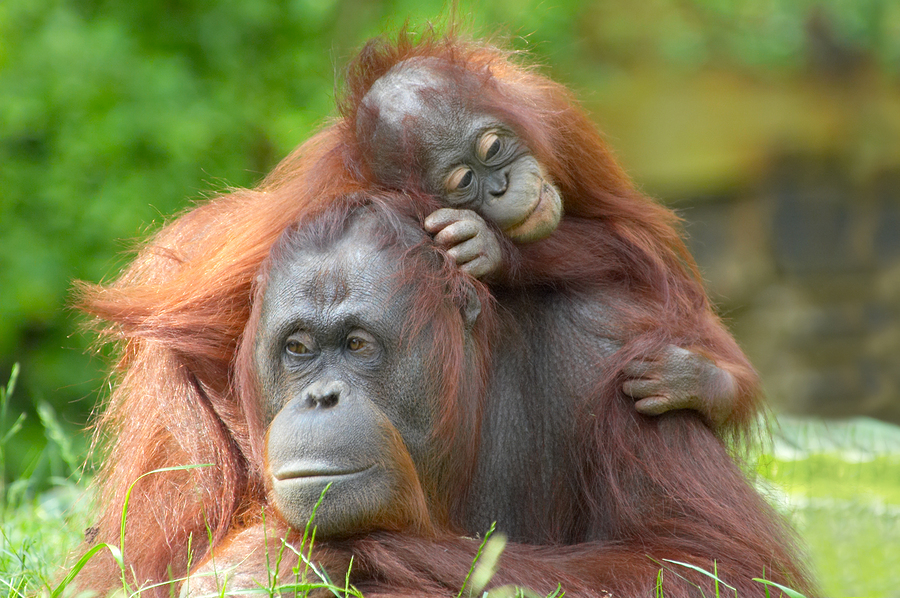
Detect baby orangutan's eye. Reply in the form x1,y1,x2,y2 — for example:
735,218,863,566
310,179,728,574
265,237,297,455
446,167,474,191
477,131,501,161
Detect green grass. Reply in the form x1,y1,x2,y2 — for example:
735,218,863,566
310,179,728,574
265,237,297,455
757,416,900,598
1,481,89,596
1,364,88,597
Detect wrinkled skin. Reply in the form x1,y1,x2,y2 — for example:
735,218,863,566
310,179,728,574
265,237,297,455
625,344,738,425
424,208,502,279
357,60,738,425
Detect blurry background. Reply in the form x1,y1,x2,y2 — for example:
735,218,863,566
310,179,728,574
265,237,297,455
1,0,898,595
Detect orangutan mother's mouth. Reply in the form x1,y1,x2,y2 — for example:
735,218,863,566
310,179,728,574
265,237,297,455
273,463,374,482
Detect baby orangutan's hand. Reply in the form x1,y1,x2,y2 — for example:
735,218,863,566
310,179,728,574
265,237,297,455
425,208,503,279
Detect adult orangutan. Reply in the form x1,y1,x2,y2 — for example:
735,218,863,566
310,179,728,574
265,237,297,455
72,26,814,598
183,198,810,597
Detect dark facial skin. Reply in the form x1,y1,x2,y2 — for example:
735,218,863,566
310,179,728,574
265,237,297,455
358,62,562,278
253,217,438,537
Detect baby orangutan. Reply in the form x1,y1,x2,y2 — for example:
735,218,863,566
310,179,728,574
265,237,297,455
356,56,746,426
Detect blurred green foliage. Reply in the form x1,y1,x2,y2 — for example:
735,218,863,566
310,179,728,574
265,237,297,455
2,0,899,489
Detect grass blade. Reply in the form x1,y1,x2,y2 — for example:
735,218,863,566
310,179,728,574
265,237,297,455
752,578,808,598
51,543,123,598
662,559,737,594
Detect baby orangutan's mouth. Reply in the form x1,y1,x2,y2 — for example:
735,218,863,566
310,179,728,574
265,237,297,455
504,180,562,243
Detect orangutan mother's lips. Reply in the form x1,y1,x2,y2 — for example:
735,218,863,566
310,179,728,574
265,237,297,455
273,463,374,481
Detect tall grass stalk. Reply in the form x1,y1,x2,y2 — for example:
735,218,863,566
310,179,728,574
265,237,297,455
1,363,24,503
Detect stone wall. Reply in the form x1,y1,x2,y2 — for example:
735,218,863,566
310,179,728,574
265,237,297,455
682,157,900,422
